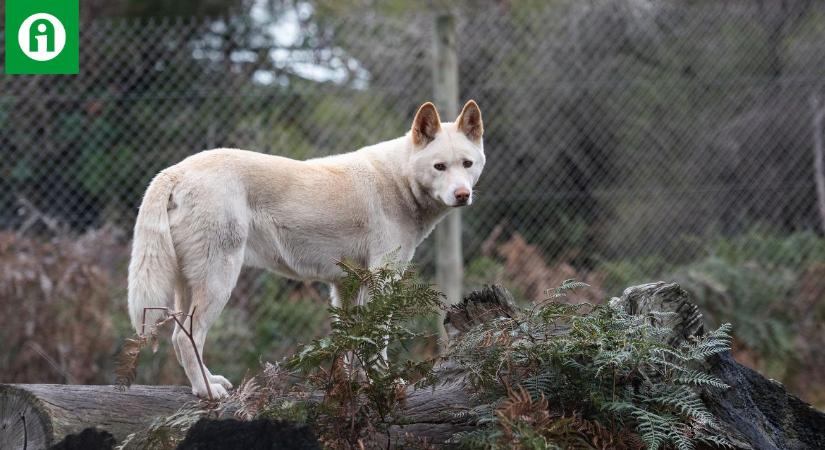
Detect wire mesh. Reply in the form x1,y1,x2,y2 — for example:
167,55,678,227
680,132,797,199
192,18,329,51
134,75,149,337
1,1,824,392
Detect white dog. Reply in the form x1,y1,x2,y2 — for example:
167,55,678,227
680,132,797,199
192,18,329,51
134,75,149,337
127,100,485,397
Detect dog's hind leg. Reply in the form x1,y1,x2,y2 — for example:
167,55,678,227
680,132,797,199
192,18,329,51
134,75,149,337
171,279,191,367
174,216,247,398
172,278,228,392
175,249,243,398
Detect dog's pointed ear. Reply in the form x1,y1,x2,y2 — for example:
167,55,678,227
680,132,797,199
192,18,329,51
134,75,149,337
411,102,442,147
456,100,483,143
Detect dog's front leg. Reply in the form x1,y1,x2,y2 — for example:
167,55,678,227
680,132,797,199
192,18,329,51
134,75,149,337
380,315,391,363
329,282,359,371
355,284,392,369
329,282,388,370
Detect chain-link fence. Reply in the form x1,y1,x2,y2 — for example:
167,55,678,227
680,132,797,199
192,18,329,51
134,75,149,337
2,1,825,401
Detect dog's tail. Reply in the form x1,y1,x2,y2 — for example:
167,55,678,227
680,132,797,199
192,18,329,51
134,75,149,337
128,170,180,334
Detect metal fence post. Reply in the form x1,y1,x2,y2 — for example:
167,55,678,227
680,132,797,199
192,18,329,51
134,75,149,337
432,14,462,341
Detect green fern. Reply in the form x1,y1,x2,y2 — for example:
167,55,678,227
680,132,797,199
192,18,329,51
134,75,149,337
675,371,728,389
546,279,591,299
284,260,443,447
449,280,734,450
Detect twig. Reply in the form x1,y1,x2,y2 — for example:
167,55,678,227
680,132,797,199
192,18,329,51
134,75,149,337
172,307,213,400
140,307,181,336
141,306,214,400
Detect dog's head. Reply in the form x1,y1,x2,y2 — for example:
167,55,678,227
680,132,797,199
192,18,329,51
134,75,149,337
408,100,485,208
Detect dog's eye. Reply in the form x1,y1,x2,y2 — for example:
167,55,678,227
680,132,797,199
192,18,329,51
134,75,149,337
434,163,447,171
463,160,473,168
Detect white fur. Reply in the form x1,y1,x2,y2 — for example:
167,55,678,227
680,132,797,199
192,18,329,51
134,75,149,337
127,102,485,397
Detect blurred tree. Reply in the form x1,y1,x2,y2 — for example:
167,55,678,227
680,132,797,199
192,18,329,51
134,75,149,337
81,0,251,19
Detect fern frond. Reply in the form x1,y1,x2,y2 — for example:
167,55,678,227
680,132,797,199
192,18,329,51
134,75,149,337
696,433,736,448
676,371,729,390
643,386,715,425
114,335,148,389
630,409,677,450
546,278,591,299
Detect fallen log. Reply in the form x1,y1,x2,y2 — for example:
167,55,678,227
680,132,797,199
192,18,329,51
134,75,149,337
0,384,194,449
3,282,825,449
0,382,473,449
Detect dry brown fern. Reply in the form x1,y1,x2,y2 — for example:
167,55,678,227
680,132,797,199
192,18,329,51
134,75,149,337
115,311,178,389
570,414,645,450
114,307,216,399
114,335,148,389
496,386,552,440
228,377,264,420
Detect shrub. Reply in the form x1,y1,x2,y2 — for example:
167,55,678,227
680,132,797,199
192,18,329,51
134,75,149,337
272,260,444,448
448,281,733,450
708,227,825,270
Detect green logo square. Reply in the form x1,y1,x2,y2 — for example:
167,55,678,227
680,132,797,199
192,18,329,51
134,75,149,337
4,0,79,74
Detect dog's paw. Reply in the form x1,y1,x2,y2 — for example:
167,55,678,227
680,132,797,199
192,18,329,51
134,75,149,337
192,383,229,399
209,374,233,390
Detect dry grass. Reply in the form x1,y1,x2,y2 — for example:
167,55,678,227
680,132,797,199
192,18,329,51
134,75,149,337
0,228,330,387
0,229,126,383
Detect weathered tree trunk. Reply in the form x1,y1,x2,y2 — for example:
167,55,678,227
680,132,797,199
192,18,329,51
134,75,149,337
0,384,193,449
616,283,825,450
3,283,825,449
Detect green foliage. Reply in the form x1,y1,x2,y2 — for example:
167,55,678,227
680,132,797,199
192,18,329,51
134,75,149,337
674,256,795,364
283,259,444,448
601,228,825,294
535,213,592,262
258,399,311,424
667,228,825,376
448,282,733,450
465,256,507,287
597,228,825,383
547,278,592,299
708,227,825,270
